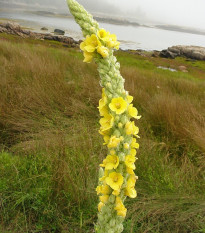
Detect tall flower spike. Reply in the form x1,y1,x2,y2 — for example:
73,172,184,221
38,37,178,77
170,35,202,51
66,0,99,36
66,1,140,232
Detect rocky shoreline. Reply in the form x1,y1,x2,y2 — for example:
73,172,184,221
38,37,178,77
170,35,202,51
160,46,205,60
0,22,80,48
0,22,205,61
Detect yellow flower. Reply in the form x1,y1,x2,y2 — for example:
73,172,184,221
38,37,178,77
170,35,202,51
100,155,119,170
99,105,109,117
101,185,111,195
128,104,141,119
115,197,127,217
109,97,128,114
99,114,114,132
125,121,139,136
107,34,120,50
97,46,109,58
98,202,104,211
131,138,139,149
99,195,109,204
125,155,136,170
96,185,111,195
97,29,110,42
80,34,100,53
125,175,137,198
106,172,123,190
107,136,121,148
98,90,109,116
80,34,101,63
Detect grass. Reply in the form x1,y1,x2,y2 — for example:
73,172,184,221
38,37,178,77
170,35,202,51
0,33,205,233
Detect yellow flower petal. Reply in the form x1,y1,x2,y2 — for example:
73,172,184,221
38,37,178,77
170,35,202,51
84,44,96,53
126,167,135,175
125,121,139,136
125,155,136,170
125,175,138,198
83,51,93,63
131,138,139,149
112,189,120,196
98,202,104,212
80,41,86,51
100,155,119,170
127,95,133,104
115,197,127,217
128,104,141,119
103,135,110,145
99,114,114,132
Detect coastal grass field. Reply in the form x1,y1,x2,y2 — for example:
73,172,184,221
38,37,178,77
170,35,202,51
0,33,205,233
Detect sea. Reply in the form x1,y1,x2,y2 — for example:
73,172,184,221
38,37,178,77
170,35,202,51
0,10,205,51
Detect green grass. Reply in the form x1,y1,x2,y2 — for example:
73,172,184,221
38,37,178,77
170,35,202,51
0,33,205,232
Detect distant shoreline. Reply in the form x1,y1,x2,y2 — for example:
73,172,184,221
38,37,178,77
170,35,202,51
1,4,205,37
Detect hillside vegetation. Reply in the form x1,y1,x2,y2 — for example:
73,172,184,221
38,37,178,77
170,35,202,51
0,33,205,233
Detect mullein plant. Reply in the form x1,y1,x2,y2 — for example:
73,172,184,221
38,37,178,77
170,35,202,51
66,0,141,232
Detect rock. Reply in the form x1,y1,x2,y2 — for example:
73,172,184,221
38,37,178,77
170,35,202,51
41,27,48,31
5,22,21,31
71,43,76,48
160,50,177,59
54,29,65,35
160,45,205,60
151,51,160,57
178,66,187,71
43,35,53,40
0,26,7,33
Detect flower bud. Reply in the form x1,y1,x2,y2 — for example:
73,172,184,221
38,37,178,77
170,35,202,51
123,143,129,149
99,167,104,179
109,195,115,203
110,150,115,155
106,82,112,89
109,219,116,228
118,152,125,161
120,115,128,124
113,130,121,137
118,123,123,128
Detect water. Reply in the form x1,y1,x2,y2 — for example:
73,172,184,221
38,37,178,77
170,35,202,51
1,10,205,51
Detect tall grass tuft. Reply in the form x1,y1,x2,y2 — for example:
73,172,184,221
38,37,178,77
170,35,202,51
0,34,204,232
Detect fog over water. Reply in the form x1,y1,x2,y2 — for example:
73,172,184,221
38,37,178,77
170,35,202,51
1,0,205,29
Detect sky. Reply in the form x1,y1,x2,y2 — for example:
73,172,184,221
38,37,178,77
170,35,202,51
1,0,205,30
109,0,205,29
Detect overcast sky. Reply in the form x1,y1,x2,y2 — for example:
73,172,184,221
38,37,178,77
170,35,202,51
108,0,205,29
